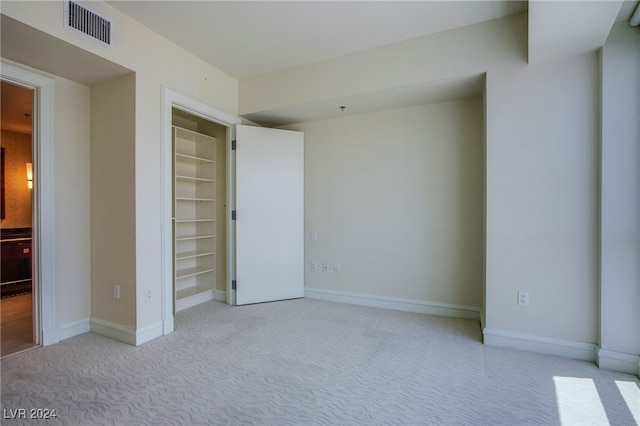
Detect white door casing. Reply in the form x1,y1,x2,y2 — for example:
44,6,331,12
1,60,55,346
162,88,240,331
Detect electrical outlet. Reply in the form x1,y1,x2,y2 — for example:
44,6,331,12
310,231,318,241
322,263,329,273
517,291,529,306
113,284,120,300
310,261,318,272
145,289,153,303
333,263,341,274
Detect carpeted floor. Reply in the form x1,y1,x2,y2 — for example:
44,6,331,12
1,299,638,425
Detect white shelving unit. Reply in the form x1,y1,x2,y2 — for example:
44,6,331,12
173,126,216,312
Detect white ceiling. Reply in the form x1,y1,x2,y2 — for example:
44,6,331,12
529,0,635,64
2,1,637,130
107,1,528,80
104,0,636,125
243,74,486,126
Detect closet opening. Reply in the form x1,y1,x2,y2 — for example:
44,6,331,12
171,108,228,313
1,80,35,357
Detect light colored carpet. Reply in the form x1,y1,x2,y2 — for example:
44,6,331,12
1,299,639,425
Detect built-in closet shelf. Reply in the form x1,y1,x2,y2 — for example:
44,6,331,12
176,266,215,280
175,197,215,202
176,250,215,261
173,125,217,312
175,153,215,164
175,234,215,241
175,175,215,183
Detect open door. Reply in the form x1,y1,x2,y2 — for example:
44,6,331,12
235,125,304,305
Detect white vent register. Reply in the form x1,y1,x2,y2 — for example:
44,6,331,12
64,0,113,47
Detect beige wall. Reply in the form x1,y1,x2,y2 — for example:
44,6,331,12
54,76,92,325
90,74,136,326
599,22,640,373
1,130,32,228
284,98,484,308
264,7,606,353
485,51,600,343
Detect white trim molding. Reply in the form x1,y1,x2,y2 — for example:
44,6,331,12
483,328,597,362
214,290,227,303
174,290,227,312
135,321,164,346
161,87,240,333
91,318,163,346
596,347,640,376
305,287,481,320
175,290,215,312
91,318,137,346
57,318,91,341
1,59,56,348
479,308,486,331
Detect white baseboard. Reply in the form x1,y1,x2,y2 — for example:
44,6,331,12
176,289,214,312
135,321,164,345
213,289,226,302
57,318,91,341
483,327,597,362
91,318,137,346
90,318,164,346
596,347,640,376
41,318,90,346
41,327,60,346
163,316,174,335
304,287,480,321
479,308,486,331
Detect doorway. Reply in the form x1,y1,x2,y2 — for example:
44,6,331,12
161,87,240,334
171,108,228,313
0,80,35,357
161,88,304,331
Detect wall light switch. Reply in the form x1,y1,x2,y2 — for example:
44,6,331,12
322,263,329,273
113,284,120,300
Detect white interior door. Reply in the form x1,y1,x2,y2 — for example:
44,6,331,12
235,125,304,305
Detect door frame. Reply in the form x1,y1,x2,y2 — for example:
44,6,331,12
1,60,56,347
161,87,240,333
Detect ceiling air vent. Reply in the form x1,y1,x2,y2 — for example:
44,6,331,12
64,0,114,47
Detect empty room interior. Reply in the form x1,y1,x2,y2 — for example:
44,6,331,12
1,0,639,424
